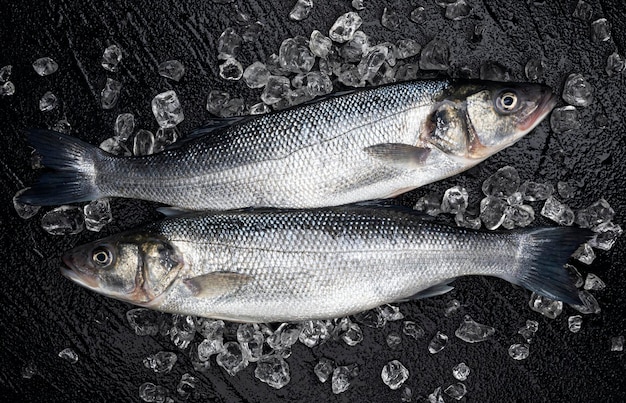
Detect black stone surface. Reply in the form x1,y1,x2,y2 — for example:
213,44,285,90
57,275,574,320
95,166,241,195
1,1,625,402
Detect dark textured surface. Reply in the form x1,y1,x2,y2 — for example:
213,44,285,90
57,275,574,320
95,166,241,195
0,1,624,402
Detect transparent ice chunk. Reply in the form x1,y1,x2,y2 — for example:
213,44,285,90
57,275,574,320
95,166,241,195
576,198,615,228
101,78,122,110
568,315,582,333
570,290,601,314
445,0,471,21
293,71,333,96
455,210,481,230
550,106,580,133
611,336,624,352
444,299,461,317
502,204,535,229
572,0,593,20
410,7,426,24
261,76,291,105
13,188,41,219
520,181,554,201
420,39,449,71
482,166,520,197
529,292,563,319
102,45,122,72
332,364,358,394
353,307,386,328
143,351,178,373
152,90,184,128
39,91,58,112
243,61,270,88
584,273,605,291
216,342,248,376
154,127,180,153
255,355,291,389
452,362,470,381
414,193,442,216
379,304,404,321
41,206,84,235
242,21,263,42
395,39,421,59
314,357,334,383
126,308,160,336
541,196,574,226
352,0,365,10
329,12,362,43
32,57,58,76
518,320,539,342
402,321,425,339
236,323,257,343
206,90,231,116
381,7,400,30
480,61,510,81
428,331,448,354
99,137,129,156
138,382,169,403
84,199,112,232
428,386,445,403
279,36,315,74
357,45,388,81
605,51,625,76
219,57,244,81
133,129,155,156
337,64,364,87
21,362,37,379
395,63,419,82
557,181,576,199
240,330,264,362
249,102,271,115
525,58,545,81
479,196,507,230
177,373,197,399
562,73,593,107
51,117,71,133
309,30,332,58
444,383,467,400
572,243,595,264
341,322,363,346
401,386,412,402
58,348,78,364
441,186,468,214
217,28,242,59
381,360,409,390
591,18,611,42
589,221,622,251
267,323,301,352
341,31,370,63
0,65,12,82
298,320,332,347
455,315,495,343
386,332,402,349
158,60,185,82
170,315,196,350
114,113,135,141
508,343,530,360
0,81,15,96
289,0,313,21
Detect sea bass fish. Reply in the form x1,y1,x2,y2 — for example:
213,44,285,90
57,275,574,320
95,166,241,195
61,207,587,323
19,80,556,210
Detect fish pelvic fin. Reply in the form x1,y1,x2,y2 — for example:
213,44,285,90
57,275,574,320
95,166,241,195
502,227,594,305
364,143,431,169
18,129,105,206
183,271,254,299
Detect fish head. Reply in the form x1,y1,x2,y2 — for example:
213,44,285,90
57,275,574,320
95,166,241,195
424,81,557,161
61,232,183,305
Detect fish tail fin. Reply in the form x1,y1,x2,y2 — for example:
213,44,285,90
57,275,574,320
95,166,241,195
502,227,593,305
17,129,106,206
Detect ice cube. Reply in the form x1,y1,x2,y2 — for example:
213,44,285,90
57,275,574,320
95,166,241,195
143,351,178,373
341,322,364,346
550,106,580,133
402,321,425,340
452,362,470,381
529,293,563,319
480,61,510,81
570,290,601,314
455,315,495,343
524,58,545,81
314,357,334,383
410,7,426,24
605,51,625,76
568,315,583,333
395,63,419,82
379,304,403,321
572,243,596,264
420,39,449,71
353,307,386,328
352,0,365,10
39,91,58,112
126,308,160,336
52,118,71,133
508,343,530,360
502,204,535,229
236,323,257,343
589,221,622,251
541,196,574,226
216,342,248,376
479,196,507,230
445,0,471,20
243,61,270,89
610,336,624,352
0,81,15,96
133,129,155,156
41,206,84,235
441,186,468,214
219,57,244,81
381,360,409,390
576,198,615,228
101,78,122,110
357,45,388,81
21,362,37,379
170,315,196,350
482,166,520,197
381,7,400,30
218,28,242,59
395,39,421,60
249,102,271,115
83,199,112,232
154,127,180,153
572,0,593,20
298,320,332,347
562,73,593,107
114,113,135,141
518,320,539,342
0,65,11,82
341,31,370,63
99,136,128,156
591,18,611,42
197,336,224,361
102,45,122,72
177,373,197,399
428,386,445,403
255,355,291,389
414,193,442,216
13,189,41,219
32,57,58,76
261,76,291,105
329,12,362,43
289,0,312,21
386,332,402,349
584,273,606,291
520,181,554,201
401,386,412,402
294,71,333,96
267,323,301,351
557,181,576,199
206,90,231,115
242,21,263,42
58,348,78,364
240,330,264,362
279,36,315,74
309,30,332,58
152,90,184,128
139,382,169,403
455,210,481,230
444,383,467,400
158,60,185,82
428,331,448,354
331,364,358,394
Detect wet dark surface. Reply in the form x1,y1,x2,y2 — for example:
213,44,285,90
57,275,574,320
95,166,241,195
1,1,625,401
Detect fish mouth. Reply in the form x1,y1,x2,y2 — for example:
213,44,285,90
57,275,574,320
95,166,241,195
519,90,558,133
61,253,100,290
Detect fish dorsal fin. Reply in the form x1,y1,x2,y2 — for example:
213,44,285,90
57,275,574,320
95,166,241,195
395,281,456,302
364,143,431,169
183,271,254,299
162,116,253,151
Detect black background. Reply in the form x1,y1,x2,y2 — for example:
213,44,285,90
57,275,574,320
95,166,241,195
1,1,625,402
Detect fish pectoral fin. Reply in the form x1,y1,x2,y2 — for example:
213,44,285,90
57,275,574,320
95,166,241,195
364,143,431,169
183,272,254,298
396,281,456,302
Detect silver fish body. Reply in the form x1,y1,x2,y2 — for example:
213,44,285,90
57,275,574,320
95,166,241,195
61,207,587,323
20,80,556,210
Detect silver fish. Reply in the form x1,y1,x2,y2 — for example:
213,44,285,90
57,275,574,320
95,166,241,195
61,207,587,323
20,80,556,210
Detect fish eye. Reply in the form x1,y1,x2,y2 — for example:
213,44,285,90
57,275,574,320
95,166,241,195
92,246,113,267
495,91,519,113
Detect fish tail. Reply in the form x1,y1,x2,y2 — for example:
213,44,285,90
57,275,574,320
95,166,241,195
502,227,593,305
18,129,105,206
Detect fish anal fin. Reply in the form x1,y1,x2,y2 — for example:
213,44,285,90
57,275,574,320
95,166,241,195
364,143,431,169
183,272,254,299
396,281,455,302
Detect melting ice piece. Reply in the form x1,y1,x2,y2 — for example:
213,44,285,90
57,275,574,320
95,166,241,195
279,36,315,74
410,7,426,24
402,321,425,340
261,76,291,105
177,373,198,399
572,0,593,20
452,363,470,381
219,57,244,81
541,196,574,226
441,187,468,214
139,382,169,403
508,343,530,360
428,331,449,354
386,332,402,349
101,78,122,110
584,273,606,291
420,39,449,71
381,360,409,390
591,18,611,42
414,193,442,216
455,210,481,230
358,45,388,81
126,308,160,336
100,137,130,156
158,60,185,82
242,21,263,42
379,304,404,321
480,61,510,81
84,199,112,232
428,386,445,403
0,65,12,82
524,58,545,81
41,206,84,235
341,31,369,63
255,355,291,389
52,118,71,132
445,0,471,21
267,323,301,351
197,319,224,345
0,81,15,96
520,181,554,201
114,113,135,141
529,293,563,319
216,342,248,376
444,383,467,400
289,0,312,21
568,315,582,333
444,299,461,317
341,322,364,346
236,323,257,343
152,90,184,128
102,45,122,72
353,307,386,328
605,51,625,76
243,61,270,89
299,320,332,347
610,336,624,352
249,102,271,115
58,348,78,364
589,222,623,251
309,30,332,58
133,129,155,156
39,91,58,112
13,188,41,219
482,166,520,197
170,315,197,350
154,127,180,153
395,39,421,59
197,337,224,361
240,330,264,362
480,196,507,230
518,319,539,342
293,71,333,96
576,198,615,228
401,386,412,402
502,204,535,229
314,358,334,383
557,181,576,199
206,90,231,115
332,364,359,394
218,28,242,59
352,0,365,10
572,243,596,264
381,7,400,30
455,315,495,343
329,12,363,43
32,57,58,76
143,351,178,373
562,73,593,107
550,106,580,133
570,290,601,314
